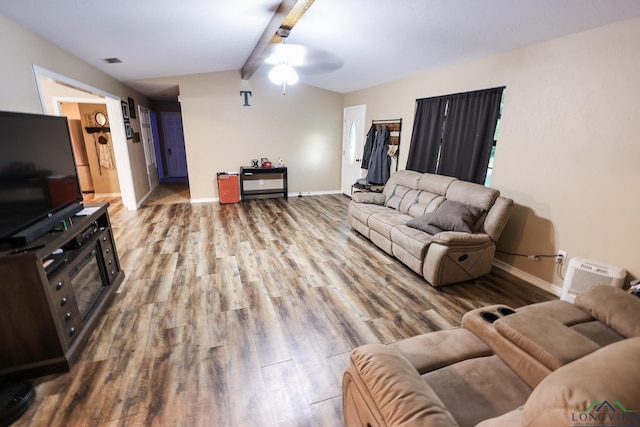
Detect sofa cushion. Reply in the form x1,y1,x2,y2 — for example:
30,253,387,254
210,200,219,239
397,189,422,213
344,344,459,426
424,355,532,427
351,191,385,205
574,285,640,338
390,328,491,374
522,337,640,427
569,321,625,347
476,407,524,427
384,184,412,211
382,170,422,208
390,225,434,260
416,172,456,194
407,200,483,233
369,212,414,239
494,311,601,370
406,192,445,218
348,201,391,226
445,180,499,211
516,299,593,326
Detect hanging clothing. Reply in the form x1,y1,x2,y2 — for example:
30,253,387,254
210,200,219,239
366,125,391,185
361,124,376,170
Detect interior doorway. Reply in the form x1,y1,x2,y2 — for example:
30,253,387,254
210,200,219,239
34,66,137,209
59,101,121,197
160,111,188,180
341,105,366,196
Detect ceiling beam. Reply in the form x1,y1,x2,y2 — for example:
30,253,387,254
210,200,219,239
241,0,315,80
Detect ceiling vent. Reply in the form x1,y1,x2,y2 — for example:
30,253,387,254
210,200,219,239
102,57,122,64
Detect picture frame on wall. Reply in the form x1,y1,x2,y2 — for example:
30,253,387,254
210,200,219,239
128,97,136,119
121,101,129,120
124,121,133,139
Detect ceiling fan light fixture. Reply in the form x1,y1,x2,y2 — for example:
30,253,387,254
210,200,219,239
269,64,299,85
265,44,305,67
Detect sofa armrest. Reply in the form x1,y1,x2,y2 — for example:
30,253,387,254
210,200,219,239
574,285,640,338
352,191,386,205
522,337,640,427
343,344,460,427
431,232,492,246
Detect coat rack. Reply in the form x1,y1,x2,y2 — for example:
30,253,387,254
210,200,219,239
372,118,402,171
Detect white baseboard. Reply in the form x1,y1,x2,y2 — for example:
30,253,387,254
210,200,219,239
190,191,342,204
191,197,217,204
288,190,342,198
136,188,154,208
492,259,562,298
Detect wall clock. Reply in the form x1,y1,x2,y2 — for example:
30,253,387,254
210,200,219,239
95,112,108,127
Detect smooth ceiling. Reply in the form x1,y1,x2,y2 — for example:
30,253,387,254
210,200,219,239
2,0,640,97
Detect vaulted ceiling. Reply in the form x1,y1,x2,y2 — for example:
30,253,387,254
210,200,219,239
2,0,640,98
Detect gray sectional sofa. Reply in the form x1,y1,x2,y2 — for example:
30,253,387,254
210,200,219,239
348,170,514,287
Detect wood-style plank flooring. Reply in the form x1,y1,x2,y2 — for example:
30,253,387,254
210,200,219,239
15,192,554,427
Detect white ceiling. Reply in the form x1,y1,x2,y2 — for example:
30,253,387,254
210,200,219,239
2,0,640,97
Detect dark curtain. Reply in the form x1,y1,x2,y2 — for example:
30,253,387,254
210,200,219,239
405,97,447,173
438,88,503,184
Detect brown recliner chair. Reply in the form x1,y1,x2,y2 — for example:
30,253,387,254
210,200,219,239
342,285,640,426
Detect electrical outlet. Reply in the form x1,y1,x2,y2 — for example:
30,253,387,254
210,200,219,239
556,250,567,263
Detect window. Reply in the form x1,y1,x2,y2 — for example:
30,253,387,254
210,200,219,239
406,87,505,186
484,100,503,186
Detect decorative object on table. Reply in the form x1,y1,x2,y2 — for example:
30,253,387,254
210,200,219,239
251,159,259,167
262,161,272,168
261,158,271,168
121,101,129,120
128,97,136,119
124,121,133,140
278,158,285,167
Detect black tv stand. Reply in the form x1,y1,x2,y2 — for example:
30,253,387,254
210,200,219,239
9,203,84,247
0,202,123,379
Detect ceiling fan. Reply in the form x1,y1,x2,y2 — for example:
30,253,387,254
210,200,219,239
241,0,343,88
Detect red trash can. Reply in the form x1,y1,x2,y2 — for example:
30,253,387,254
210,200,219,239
217,172,240,204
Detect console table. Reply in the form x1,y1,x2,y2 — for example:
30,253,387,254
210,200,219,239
239,167,288,200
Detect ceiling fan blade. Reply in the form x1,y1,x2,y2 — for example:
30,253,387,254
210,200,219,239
263,43,344,75
296,46,344,74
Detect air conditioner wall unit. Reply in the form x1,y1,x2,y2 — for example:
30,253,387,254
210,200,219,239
561,257,626,302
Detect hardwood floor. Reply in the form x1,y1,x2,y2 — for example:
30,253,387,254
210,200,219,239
15,194,554,427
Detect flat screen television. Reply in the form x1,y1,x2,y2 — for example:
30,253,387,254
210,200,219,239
0,110,83,246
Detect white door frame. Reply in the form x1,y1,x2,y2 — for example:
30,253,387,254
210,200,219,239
138,104,160,191
341,104,366,195
33,65,137,210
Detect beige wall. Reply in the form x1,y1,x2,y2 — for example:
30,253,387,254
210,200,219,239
345,16,640,285
0,13,150,205
2,10,637,285
145,70,344,200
